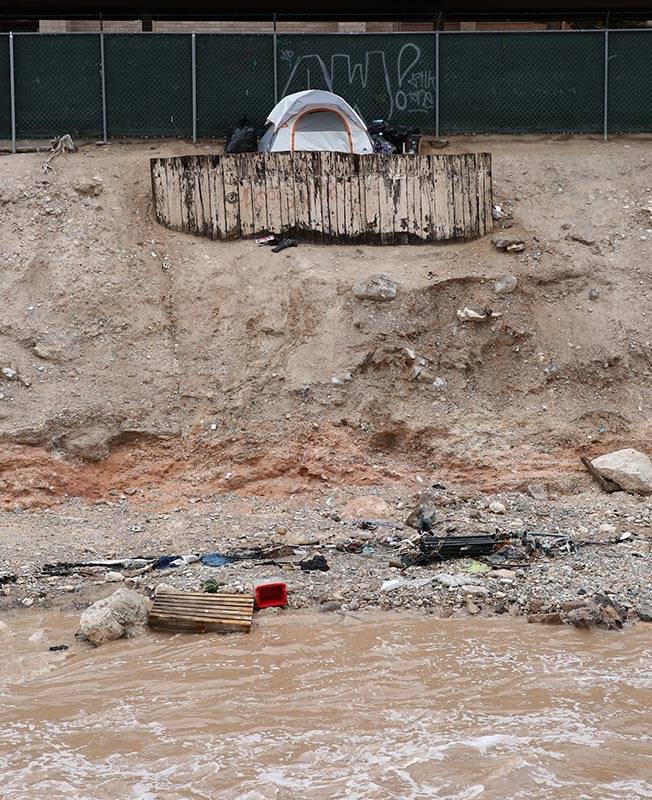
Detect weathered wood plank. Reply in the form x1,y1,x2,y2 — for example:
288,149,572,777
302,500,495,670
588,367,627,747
305,151,323,242
250,152,268,236
264,153,283,234
391,154,409,244
378,159,396,245
347,154,364,242
150,158,169,227
207,154,224,239
361,155,380,244
480,151,493,236
235,154,255,238
221,155,241,239
322,152,338,241
293,152,311,236
451,155,465,239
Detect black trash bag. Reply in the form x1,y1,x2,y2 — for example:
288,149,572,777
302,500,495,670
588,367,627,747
371,134,396,155
226,118,257,154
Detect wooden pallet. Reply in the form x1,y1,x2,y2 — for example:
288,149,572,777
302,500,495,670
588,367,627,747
148,591,254,634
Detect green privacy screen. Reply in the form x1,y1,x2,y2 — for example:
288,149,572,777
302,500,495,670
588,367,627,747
609,30,652,133
0,36,9,138
276,33,437,130
439,31,604,134
13,34,102,138
196,34,274,137
2,30,651,141
105,34,192,136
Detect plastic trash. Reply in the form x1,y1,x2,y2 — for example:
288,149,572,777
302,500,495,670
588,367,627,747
255,582,288,609
201,554,235,567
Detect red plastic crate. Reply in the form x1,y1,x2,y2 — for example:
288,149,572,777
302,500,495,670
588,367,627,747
255,582,287,609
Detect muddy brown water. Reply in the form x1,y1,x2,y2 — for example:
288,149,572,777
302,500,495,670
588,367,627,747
1,611,650,800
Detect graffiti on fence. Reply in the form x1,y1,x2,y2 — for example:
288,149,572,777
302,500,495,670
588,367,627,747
279,42,434,120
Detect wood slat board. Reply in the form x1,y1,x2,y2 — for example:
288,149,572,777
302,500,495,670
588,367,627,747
149,591,255,634
151,152,493,245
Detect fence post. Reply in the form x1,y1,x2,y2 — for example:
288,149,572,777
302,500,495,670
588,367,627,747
9,32,16,153
99,31,107,143
603,28,609,142
273,13,278,104
435,29,440,139
191,31,197,143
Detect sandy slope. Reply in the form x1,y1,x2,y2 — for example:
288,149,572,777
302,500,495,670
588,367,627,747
0,136,650,508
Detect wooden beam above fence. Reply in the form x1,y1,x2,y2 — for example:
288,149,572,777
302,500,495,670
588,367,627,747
150,151,493,244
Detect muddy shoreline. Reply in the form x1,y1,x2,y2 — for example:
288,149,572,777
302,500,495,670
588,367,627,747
2,485,650,631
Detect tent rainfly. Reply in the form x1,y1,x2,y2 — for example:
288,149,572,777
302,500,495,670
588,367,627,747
258,90,374,155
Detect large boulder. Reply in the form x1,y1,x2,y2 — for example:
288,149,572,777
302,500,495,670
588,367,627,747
591,448,652,495
353,274,397,302
78,588,149,646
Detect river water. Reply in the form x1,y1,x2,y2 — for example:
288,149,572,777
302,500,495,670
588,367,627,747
1,611,650,800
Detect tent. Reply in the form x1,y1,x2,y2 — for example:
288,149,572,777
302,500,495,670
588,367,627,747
258,90,373,155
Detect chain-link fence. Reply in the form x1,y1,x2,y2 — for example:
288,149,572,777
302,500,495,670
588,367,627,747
1,29,651,146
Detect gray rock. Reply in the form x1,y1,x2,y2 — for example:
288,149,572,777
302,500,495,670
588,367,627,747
493,274,518,295
353,274,397,302
405,493,438,532
74,178,103,197
435,573,479,589
588,288,600,302
78,588,149,646
319,600,342,612
527,483,549,502
636,603,652,622
591,448,652,495
104,571,124,583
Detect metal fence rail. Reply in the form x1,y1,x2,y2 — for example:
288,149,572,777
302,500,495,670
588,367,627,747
1,29,651,151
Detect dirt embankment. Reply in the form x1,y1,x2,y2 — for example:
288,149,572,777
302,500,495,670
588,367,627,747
0,136,650,509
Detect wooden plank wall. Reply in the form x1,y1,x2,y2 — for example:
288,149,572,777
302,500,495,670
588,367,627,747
150,152,493,245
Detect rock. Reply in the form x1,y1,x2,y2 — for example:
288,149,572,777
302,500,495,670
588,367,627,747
635,603,652,622
560,599,589,613
527,483,549,501
319,600,342,612
492,235,525,251
432,376,447,390
74,177,103,197
381,579,403,592
154,582,175,595
489,500,506,515
493,274,518,295
598,523,616,535
353,274,397,302
104,571,124,583
491,568,516,580
341,495,392,520
462,585,488,597
588,288,600,302
591,448,652,495
566,607,598,629
405,493,438,532
592,594,626,630
527,612,563,625
1,366,19,381
466,601,480,615
21,597,34,607
435,573,479,589
78,588,149,646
